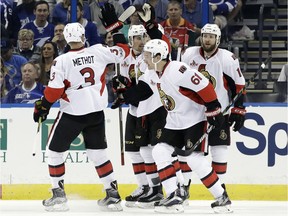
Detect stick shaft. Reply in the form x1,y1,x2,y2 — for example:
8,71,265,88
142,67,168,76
115,63,125,165
32,117,42,156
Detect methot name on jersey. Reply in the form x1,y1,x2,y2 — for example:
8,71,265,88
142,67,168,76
72,56,95,66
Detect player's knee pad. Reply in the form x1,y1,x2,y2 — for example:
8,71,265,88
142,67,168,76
210,145,228,163
46,149,64,166
127,151,144,163
177,155,188,163
187,152,210,172
152,143,174,165
86,149,108,166
139,146,154,163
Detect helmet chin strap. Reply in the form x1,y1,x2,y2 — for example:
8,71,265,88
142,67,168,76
152,56,161,72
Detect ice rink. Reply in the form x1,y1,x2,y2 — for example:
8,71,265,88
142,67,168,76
0,200,287,216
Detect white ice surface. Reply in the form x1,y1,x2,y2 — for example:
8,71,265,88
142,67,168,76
0,200,287,216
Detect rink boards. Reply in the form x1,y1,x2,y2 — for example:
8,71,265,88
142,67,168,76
0,104,287,200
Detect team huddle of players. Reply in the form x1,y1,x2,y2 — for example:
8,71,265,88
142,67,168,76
33,2,246,214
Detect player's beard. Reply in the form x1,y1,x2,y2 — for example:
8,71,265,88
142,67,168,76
202,43,217,53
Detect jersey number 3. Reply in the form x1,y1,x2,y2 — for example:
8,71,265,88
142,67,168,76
77,67,95,89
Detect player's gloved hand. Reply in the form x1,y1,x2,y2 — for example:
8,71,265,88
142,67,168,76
228,106,246,131
112,75,132,92
100,3,123,32
138,3,157,29
110,95,125,109
33,97,53,123
205,100,224,128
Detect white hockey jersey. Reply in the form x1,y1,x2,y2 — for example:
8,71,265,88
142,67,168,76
137,68,163,117
45,44,126,115
120,49,145,116
181,46,245,114
152,61,218,130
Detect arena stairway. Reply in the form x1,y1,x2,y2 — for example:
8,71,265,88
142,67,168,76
219,0,287,102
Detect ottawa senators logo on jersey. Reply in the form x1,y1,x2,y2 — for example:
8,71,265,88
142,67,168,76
200,69,217,88
157,87,175,111
128,64,144,80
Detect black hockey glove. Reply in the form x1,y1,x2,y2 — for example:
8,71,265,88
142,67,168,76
112,75,132,92
138,3,157,29
33,97,53,123
228,106,246,132
205,100,224,129
100,3,123,32
110,96,125,109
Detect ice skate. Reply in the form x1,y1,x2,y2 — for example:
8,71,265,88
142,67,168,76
180,180,191,206
97,181,123,211
211,190,233,213
136,185,164,209
154,188,184,214
42,181,69,212
125,185,149,207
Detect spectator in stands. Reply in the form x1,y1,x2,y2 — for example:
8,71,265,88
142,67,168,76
120,0,136,9
38,41,58,85
11,0,36,43
182,0,214,34
209,0,242,30
121,10,141,42
45,0,57,22
3,62,45,103
1,24,9,38
278,64,288,82
1,38,28,90
103,31,116,103
52,0,91,24
90,0,124,37
161,0,196,60
15,29,41,62
133,0,169,22
1,0,13,37
67,2,102,46
22,1,54,48
51,23,67,55
0,57,9,102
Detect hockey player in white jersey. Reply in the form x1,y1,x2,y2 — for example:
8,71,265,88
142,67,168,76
143,39,233,213
181,23,246,192
100,3,170,208
115,24,163,208
33,22,127,212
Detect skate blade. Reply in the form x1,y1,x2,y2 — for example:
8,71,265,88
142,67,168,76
125,201,138,208
44,203,69,212
155,204,184,214
98,202,123,212
183,199,189,206
136,201,156,209
212,204,234,214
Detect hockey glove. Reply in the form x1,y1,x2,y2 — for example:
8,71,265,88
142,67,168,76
205,100,224,129
112,75,132,92
110,96,125,109
100,3,123,32
138,3,157,29
33,97,53,123
228,106,246,132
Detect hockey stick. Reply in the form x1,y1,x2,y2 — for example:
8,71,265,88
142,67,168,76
119,5,136,23
174,55,272,156
32,117,42,156
115,63,125,165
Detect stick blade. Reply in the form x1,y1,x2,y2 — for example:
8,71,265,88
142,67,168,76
119,6,136,22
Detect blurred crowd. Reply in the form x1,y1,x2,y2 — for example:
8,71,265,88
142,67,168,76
0,0,252,104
